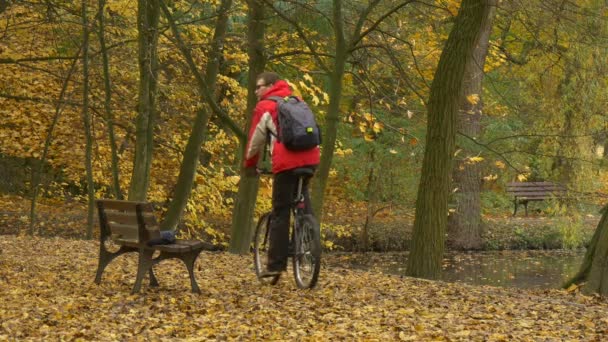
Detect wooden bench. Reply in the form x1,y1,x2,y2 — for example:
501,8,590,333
506,182,567,216
94,199,210,294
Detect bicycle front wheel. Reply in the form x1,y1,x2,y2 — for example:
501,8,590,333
293,214,321,289
253,212,280,285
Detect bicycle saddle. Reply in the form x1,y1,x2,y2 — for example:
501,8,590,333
292,168,315,177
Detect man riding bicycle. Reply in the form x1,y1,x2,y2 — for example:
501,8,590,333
244,72,320,277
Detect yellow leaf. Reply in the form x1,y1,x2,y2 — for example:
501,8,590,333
468,156,484,163
364,113,373,121
389,149,398,154
466,94,480,105
483,174,498,181
495,160,506,169
303,73,313,82
517,173,528,181
364,134,375,142
372,122,383,133
566,283,579,292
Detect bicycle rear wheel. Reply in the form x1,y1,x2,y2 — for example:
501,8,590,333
293,214,321,289
253,212,280,285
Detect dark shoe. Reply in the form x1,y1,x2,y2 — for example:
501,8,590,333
260,270,281,278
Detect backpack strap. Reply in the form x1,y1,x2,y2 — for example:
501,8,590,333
264,96,283,140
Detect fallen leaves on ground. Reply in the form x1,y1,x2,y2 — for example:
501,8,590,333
1,235,607,340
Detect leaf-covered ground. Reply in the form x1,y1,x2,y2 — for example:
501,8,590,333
1,235,607,341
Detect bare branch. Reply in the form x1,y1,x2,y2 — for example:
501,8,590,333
350,0,417,50
262,0,331,74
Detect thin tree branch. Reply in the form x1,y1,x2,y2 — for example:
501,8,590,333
350,0,417,50
261,0,331,74
159,0,245,142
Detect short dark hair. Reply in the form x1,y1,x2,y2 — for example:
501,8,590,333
256,72,280,86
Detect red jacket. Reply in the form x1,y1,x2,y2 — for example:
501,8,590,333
244,80,320,173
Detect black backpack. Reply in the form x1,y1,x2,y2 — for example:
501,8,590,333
268,96,322,151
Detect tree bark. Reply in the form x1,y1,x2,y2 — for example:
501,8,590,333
447,2,496,250
229,0,266,254
97,0,123,200
128,0,160,201
0,0,8,14
564,205,608,295
82,0,95,239
311,0,347,218
159,0,233,231
406,0,494,279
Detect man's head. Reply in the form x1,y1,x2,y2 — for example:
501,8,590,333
255,72,280,99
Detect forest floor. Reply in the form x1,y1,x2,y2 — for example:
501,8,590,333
1,195,608,339
1,234,608,341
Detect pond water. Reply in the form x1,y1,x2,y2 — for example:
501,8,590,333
331,250,586,289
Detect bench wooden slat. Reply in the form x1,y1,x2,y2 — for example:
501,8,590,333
105,220,161,241
506,181,563,186
97,199,154,212
507,186,566,191
107,223,139,241
510,192,565,197
104,210,157,226
507,185,566,190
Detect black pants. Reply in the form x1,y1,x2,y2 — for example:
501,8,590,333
267,168,313,272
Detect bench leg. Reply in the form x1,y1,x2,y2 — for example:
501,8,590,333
132,249,154,294
513,200,518,216
149,268,159,288
180,250,202,294
524,201,529,216
95,246,134,284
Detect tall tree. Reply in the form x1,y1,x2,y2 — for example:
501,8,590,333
128,0,160,201
447,2,496,250
229,0,266,254
97,0,123,200
406,0,495,279
159,0,234,231
81,0,95,239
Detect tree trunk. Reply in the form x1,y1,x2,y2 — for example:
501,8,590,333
129,0,160,201
0,1,8,14
406,0,494,279
311,0,347,219
82,0,95,239
564,205,608,296
361,147,376,252
447,3,496,250
97,0,123,200
229,0,266,254
159,0,233,231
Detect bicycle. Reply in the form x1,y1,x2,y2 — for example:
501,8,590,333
252,167,322,289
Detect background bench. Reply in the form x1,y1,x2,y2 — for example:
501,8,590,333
94,199,211,294
506,182,567,216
